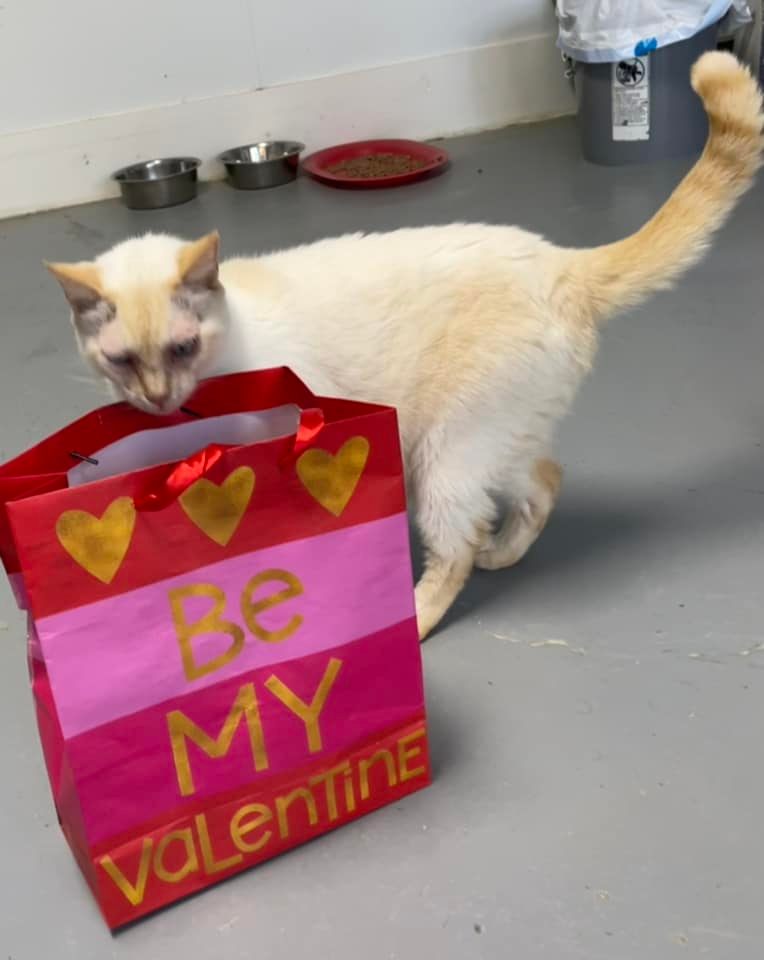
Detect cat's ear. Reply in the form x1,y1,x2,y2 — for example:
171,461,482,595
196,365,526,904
46,261,105,313
178,231,221,293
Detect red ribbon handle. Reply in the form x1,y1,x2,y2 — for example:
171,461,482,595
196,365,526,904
286,407,325,462
135,444,225,512
135,407,325,512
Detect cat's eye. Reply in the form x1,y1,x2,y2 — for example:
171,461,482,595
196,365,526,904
167,337,200,362
103,351,135,367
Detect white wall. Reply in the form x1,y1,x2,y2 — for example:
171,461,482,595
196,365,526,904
256,0,554,85
0,0,573,215
0,0,556,133
0,0,253,135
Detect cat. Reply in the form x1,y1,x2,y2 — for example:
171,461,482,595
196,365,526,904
47,52,763,641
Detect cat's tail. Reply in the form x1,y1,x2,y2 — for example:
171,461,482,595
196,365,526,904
560,51,763,325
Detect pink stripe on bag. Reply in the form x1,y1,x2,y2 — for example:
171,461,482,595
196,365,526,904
37,513,415,737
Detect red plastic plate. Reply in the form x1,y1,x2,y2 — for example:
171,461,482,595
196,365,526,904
302,139,449,188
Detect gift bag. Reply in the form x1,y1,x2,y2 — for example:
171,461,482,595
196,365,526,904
0,368,429,929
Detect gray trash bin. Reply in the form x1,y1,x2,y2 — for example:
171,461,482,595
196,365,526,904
574,21,720,165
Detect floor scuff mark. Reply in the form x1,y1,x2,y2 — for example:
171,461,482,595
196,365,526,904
738,641,764,657
485,631,586,655
487,631,521,643
688,926,748,942
529,638,587,656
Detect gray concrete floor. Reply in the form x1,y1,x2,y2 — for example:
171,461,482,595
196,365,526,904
2,118,764,958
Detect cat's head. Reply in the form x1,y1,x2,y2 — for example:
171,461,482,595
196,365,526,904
47,231,225,414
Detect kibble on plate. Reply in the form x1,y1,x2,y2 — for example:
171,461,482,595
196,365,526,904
326,153,429,178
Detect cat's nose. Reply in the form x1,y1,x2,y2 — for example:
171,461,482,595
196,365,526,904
145,388,170,408
141,369,170,409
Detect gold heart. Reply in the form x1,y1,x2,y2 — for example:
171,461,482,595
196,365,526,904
297,436,370,517
56,497,137,584
179,466,255,546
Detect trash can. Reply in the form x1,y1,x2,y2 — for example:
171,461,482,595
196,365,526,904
555,1,752,165
574,21,720,164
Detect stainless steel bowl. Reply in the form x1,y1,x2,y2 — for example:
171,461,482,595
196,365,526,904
111,157,201,209
219,141,304,190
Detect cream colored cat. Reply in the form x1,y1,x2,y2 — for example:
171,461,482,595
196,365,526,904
48,53,763,640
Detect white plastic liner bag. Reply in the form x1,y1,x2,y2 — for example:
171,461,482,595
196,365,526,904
556,1,751,63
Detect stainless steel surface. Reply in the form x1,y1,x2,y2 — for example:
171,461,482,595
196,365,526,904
111,157,201,209
219,140,304,189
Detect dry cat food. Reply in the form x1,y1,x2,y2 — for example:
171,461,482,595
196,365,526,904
326,153,429,178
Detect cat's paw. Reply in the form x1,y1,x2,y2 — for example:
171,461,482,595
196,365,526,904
416,607,435,642
415,585,439,642
475,539,524,571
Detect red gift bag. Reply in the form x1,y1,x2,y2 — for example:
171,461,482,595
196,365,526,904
0,368,429,928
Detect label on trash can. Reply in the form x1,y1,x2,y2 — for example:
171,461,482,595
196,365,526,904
612,57,650,141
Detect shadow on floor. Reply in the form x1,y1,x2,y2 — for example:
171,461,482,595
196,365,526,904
412,447,764,633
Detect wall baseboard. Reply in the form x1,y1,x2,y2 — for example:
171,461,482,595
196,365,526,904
0,32,574,220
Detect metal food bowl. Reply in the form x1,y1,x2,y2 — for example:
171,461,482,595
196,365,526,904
219,141,304,190
111,157,201,210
